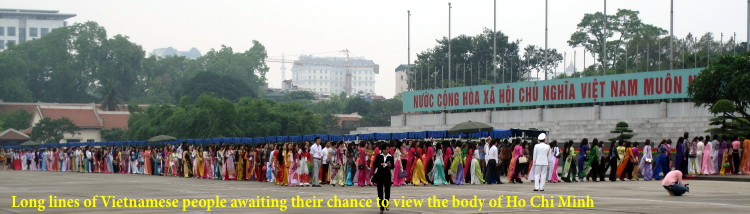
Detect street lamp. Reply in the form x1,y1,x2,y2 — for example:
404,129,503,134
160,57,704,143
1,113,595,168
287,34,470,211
448,2,452,87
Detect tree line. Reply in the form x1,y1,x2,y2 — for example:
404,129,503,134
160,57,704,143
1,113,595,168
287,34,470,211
407,9,747,90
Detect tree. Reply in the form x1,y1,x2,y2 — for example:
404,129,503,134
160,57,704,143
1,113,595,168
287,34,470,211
363,96,403,126
345,97,370,115
0,110,33,130
99,79,122,111
101,128,126,141
410,29,528,89
522,45,563,79
609,121,635,141
179,72,256,101
568,9,667,75
30,117,81,143
688,53,750,127
705,99,750,138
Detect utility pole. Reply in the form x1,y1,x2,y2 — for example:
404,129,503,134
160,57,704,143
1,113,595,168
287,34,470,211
493,0,497,84
448,2,452,88
603,0,607,76
670,0,674,70
548,0,549,80
408,10,411,89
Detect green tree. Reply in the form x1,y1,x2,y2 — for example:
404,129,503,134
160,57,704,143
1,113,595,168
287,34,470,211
0,110,33,130
30,117,81,143
688,53,750,121
99,80,122,111
568,9,667,75
101,128,126,141
363,97,403,126
410,29,528,89
609,121,635,141
345,97,370,115
179,72,256,101
705,99,750,138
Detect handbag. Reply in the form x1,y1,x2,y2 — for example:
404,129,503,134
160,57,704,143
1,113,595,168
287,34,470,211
644,158,652,164
398,171,408,178
723,162,730,168
518,156,528,164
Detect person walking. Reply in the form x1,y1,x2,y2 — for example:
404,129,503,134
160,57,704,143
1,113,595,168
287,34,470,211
372,143,394,214
532,133,550,191
310,137,323,187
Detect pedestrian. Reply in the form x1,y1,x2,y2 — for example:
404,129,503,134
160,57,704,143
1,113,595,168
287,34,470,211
533,133,550,191
372,143,394,214
310,137,323,187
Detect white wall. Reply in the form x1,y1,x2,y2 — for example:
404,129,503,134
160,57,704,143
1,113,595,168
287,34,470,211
600,104,662,120
492,109,539,123
61,129,101,143
446,112,489,124
543,106,596,121
405,114,443,126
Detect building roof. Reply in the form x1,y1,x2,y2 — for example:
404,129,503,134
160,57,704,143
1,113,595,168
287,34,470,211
99,112,130,130
395,64,413,72
0,128,30,141
39,107,102,128
0,103,38,115
0,8,76,20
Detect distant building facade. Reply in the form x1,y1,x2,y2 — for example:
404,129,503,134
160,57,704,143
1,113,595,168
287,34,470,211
291,55,378,95
0,8,76,50
151,47,202,59
394,64,412,95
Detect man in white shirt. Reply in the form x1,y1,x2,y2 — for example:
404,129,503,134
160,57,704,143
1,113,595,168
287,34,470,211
321,142,330,184
486,140,500,184
533,133,551,191
310,137,323,187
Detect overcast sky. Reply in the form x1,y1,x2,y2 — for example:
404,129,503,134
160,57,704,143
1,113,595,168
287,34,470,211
5,0,746,98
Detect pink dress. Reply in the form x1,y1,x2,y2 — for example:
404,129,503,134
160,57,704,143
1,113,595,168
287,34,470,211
701,142,714,175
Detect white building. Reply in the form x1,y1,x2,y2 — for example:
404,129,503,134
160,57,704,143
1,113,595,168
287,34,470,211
394,64,412,95
291,55,378,95
0,8,76,50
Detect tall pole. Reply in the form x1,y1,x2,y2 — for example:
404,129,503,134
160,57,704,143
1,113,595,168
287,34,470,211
548,0,549,80
670,0,674,70
448,2,452,88
408,10,411,89
603,0,607,76
747,0,749,52
493,0,497,84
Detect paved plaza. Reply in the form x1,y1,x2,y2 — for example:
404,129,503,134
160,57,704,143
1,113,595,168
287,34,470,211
0,171,749,213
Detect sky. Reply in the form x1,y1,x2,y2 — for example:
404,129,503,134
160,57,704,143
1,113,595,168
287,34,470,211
5,0,747,98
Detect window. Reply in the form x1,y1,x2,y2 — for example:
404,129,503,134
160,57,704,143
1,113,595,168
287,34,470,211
87,139,95,142
401,76,403,80
41,28,49,36
29,28,38,37
0,27,3,36
7,27,15,36
0,40,4,49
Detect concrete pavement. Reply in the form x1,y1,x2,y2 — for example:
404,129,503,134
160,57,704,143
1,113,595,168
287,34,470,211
0,171,749,213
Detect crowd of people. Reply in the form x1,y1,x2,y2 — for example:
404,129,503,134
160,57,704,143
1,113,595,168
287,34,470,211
1,133,749,187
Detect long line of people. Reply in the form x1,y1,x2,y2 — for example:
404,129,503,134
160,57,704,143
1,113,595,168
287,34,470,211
1,133,748,185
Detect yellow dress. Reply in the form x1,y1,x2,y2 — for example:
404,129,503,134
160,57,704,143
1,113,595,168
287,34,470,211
237,151,245,181
183,151,191,178
197,154,204,178
411,156,428,185
283,151,291,185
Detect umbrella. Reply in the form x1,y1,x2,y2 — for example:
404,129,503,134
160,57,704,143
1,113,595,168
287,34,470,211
448,120,493,135
20,141,41,146
148,135,176,143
